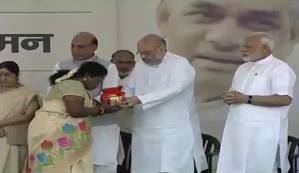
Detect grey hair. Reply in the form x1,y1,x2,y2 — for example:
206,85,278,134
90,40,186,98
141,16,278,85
261,36,275,51
247,32,275,50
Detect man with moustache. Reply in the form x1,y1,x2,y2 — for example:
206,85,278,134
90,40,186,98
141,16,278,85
218,33,296,173
91,50,136,173
107,50,136,133
122,34,202,173
102,50,136,172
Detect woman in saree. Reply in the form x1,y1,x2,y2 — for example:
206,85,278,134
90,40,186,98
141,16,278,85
27,61,110,173
0,61,42,173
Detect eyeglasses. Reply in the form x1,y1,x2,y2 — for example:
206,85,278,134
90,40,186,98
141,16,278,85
136,45,161,57
136,51,152,57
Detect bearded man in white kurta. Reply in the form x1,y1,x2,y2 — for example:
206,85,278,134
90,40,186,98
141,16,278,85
91,53,135,173
92,50,136,173
104,50,136,133
122,34,198,173
217,33,296,173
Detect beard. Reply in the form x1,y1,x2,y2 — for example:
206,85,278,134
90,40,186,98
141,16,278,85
243,51,262,62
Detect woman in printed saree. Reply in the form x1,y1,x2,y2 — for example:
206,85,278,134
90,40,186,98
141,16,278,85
27,62,109,173
0,61,42,173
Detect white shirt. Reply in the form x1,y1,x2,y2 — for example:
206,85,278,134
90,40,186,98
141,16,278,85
101,64,134,133
91,64,127,165
125,52,196,173
217,54,296,173
102,64,131,89
126,52,196,128
230,54,296,123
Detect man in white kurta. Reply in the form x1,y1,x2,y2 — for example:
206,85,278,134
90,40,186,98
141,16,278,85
104,50,136,133
91,50,135,173
123,34,197,173
217,33,296,173
91,63,124,173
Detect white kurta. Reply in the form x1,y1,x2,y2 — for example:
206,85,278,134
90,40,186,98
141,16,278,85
102,64,135,133
217,55,296,173
190,99,208,172
125,52,197,173
91,64,125,166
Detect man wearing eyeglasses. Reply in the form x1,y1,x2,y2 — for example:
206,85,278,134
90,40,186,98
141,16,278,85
110,50,135,82
121,34,206,173
100,50,136,172
109,49,136,133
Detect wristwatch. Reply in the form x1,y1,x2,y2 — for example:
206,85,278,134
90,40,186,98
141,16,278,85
247,95,253,104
